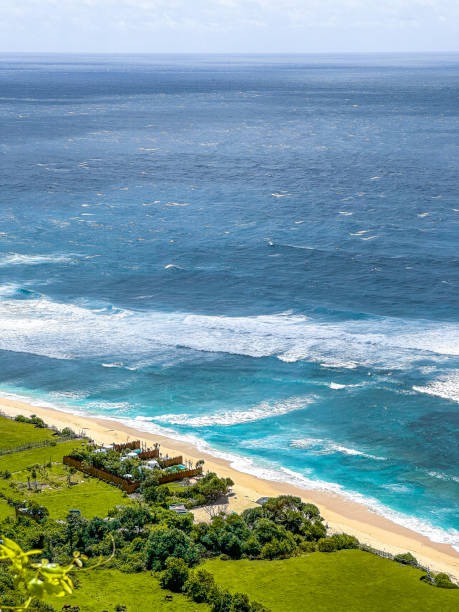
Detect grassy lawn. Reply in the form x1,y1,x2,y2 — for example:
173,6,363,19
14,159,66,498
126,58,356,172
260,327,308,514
0,415,56,451
0,499,14,520
0,439,84,472
44,569,209,612
0,441,131,519
35,476,132,519
204,550,459,612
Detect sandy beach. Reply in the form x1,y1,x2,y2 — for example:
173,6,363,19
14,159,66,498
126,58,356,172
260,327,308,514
1,395,458,579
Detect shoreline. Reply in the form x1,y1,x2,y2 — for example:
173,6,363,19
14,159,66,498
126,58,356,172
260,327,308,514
0,396,458,579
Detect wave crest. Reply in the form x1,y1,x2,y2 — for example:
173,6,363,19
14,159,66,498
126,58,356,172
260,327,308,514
154,396,312,427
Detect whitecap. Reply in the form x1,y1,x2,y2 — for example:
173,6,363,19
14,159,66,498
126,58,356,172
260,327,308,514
153,396,313,427
413,371,459,404
290,438,386,461
0,253,75,267
0,292,458,370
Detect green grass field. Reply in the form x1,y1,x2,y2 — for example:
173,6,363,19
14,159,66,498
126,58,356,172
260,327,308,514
44,569,209,612
204,551,459,612
0,439,83,472
0,499,14,520
0,440,131,519
0,415,56,451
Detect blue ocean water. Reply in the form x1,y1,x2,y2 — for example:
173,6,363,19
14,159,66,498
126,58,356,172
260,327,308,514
0,53,458,547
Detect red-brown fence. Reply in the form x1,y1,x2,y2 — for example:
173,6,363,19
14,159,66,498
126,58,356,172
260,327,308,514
63,456,140,493
138,448,160,460
63,456,202,490
159,455,183,468
112,440,141,452
158,467,202,484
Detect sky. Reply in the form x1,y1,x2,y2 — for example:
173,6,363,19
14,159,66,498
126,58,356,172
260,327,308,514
0,0,458,54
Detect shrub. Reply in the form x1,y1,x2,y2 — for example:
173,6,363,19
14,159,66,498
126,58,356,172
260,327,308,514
160,556,189,592
261,536,296,560
394,552,418,567
230,592,251,611
209,586,233,612
184,568,216,603
317,538,337,552
434,573,458,589
330,533,359,550
299,540,316,553
60,427,75,437
242,535,262,558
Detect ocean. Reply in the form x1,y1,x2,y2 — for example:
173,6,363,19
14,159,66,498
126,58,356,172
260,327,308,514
0,53,458,549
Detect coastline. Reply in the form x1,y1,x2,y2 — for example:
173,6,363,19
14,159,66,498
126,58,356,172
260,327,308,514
1,396,458,579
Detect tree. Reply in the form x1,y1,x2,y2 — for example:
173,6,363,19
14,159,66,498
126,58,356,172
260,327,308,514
184,568,216,603
160,556,189,592
144,527,199,571
230,592,251,611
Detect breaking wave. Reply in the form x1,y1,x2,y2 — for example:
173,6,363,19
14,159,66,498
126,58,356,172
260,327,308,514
290,438,386,461
153,396,313,427
0,253,75,267
0,290,458,370
413,371,459,404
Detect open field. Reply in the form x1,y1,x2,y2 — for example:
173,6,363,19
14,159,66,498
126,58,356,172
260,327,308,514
44,569,210,612
0,439,83,472
0,464,131,519
0,415,56,451
0,499,14,520
205,551,459,612
0,437,131,519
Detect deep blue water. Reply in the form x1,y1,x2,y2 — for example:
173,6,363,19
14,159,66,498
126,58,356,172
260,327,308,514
0,53,458,547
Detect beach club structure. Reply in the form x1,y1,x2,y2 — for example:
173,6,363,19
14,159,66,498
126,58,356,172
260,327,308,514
63,440,203,494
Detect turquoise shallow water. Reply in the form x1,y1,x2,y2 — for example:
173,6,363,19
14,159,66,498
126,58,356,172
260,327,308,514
0,53,458,548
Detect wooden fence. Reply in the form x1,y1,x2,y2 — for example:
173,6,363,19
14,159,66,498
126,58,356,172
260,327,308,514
112,440,141,452
159,455,183,468
63,456,202,489
138,448,160,460
158,467,202,484
63,456,140,493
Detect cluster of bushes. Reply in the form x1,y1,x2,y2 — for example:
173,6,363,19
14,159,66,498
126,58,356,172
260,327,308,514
161,561,269,611
191,496,327,561
394,552,458,590
14,413,47,428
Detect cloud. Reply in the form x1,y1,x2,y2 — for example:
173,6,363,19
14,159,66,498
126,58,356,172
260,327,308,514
0,0,458,52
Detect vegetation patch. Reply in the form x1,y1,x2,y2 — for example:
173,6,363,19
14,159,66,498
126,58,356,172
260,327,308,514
0,415,56,451
203,552,459,612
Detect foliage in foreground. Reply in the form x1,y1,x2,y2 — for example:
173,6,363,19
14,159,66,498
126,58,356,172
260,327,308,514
0,536,83,610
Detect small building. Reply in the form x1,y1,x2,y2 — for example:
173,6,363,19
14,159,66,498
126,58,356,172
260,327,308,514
168,503,188,515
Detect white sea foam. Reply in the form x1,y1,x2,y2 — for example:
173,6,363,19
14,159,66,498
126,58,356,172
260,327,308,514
328,382,346,389
0,253,75,267
154,396,312,427
290,438,386,461
427,471,459,484
413,371,459,404
0,291,458,370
